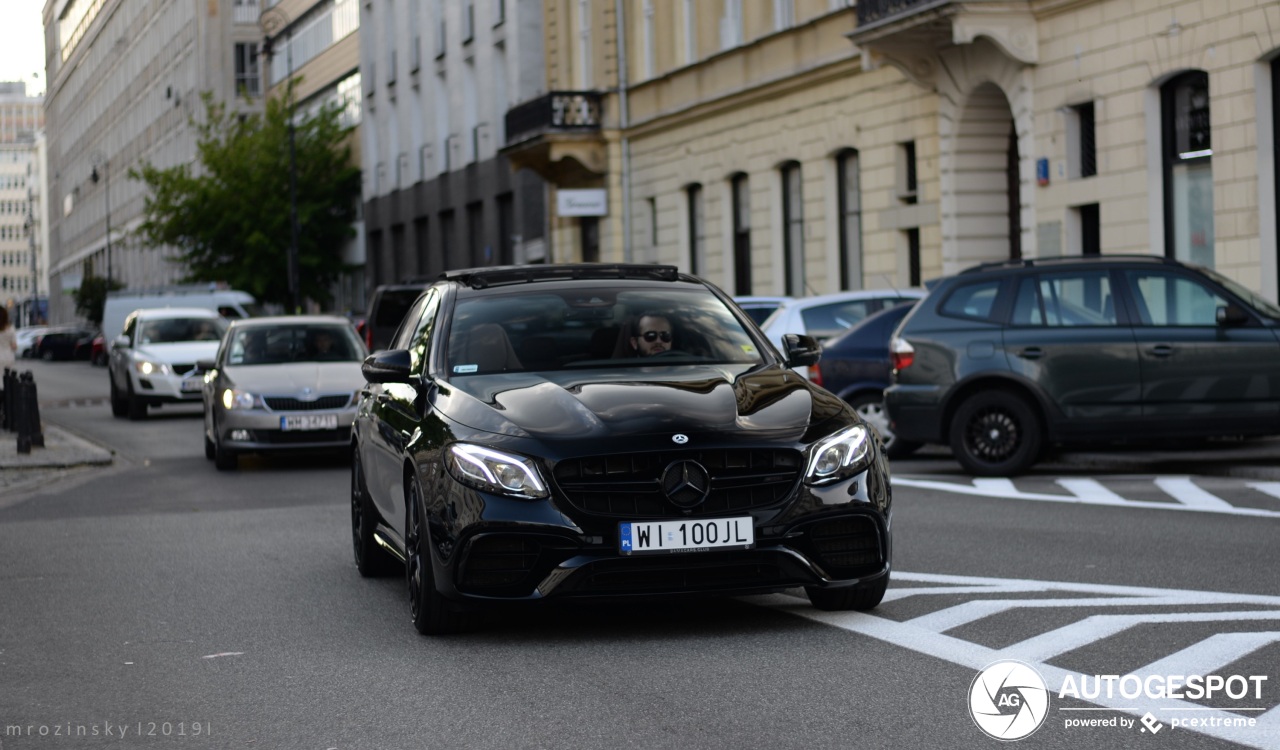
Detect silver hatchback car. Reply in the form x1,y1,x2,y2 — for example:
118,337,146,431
200,315,368,470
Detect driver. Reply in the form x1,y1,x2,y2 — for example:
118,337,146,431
629,312,675,357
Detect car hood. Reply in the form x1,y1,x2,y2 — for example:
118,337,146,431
437,363,848,442
135,342,221,364
224,362,365,395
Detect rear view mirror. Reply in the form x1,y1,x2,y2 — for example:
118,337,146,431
1215,304,1249,327
362,349,414,384
783,333,821,368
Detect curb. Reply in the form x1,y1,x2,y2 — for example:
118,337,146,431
0,423,114,470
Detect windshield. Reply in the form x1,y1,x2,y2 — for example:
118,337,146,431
227,325,364,365
139,317,228,344
447,287,765,375
1199,267,1280,319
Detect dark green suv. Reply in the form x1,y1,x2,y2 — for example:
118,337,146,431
884,255,1280,476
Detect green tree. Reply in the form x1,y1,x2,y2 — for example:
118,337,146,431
74,273,125,327
131,87,362,309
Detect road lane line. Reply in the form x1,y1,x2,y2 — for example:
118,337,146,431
1055,478,1130,505
1248,482,1280,501
999,611,1280,663
1154,477,1234,510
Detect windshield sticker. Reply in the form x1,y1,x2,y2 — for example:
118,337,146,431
453,364,479,373
740,345,757,353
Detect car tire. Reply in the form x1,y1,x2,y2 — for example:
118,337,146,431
848,392,921,460
204,432,216,461
126,380,148,421
949,390,1042,477
351,447,396,577
406,474,475,635
213,425,238,471
806,572,889,611
109,375,128,418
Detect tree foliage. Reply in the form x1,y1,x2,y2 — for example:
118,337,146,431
131,88,362,309
74,273,125,327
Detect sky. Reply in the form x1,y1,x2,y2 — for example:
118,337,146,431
0,0,47,95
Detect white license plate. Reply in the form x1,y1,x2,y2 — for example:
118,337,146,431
619,516,754,555
280,414,339,431
180,377,203,393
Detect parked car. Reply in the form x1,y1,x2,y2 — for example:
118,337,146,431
107,308,228,420
15,326,48,359
885,254,1280,476
352,263,893,635
32,326,95,361
200,316,367,471
732,295,793,326
73,330,101,362
809,301,921,458
361,281,431,352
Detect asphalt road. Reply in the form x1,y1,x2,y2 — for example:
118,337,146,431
1,359,1277,749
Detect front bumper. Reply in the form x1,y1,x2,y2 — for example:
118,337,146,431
217,408,357,452
132,370,206,404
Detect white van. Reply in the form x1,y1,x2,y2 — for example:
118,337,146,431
103,286,263,339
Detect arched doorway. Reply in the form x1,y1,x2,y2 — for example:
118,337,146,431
952,82,1021,267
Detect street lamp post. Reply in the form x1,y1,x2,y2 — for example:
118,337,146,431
260,8,300,314
25,185,38,325
90,154,112,286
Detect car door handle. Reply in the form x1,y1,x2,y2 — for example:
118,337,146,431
1147,344,1175,357
1017,347,1043,360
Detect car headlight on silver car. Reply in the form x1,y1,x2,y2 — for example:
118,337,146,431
804,424,872,485
133,358,169,376
221,388,263,410
445,443,548,499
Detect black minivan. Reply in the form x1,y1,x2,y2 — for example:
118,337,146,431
885,255,1280,476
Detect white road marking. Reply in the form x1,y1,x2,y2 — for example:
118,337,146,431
752,572,1280,750
894,476,1280,518
1249,483,1280,501
1155,477,1234,509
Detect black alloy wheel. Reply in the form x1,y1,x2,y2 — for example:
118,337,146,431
109,374,128,418
126,379,148,421
948,390,1043,477
351,448,395,577
406,475,474,635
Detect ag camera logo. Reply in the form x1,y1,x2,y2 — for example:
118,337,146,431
969,660,1050,741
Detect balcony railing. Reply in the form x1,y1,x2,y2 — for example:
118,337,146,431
504,91,603,146
857,0,948,27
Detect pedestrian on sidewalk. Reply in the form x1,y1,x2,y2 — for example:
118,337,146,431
0,307,15,366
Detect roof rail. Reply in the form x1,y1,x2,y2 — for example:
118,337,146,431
959,253,1174,274
441,263,681,289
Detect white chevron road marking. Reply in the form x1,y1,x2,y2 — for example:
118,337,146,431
1155,477,1235,509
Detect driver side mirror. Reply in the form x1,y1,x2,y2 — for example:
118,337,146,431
113,334,129,350
783,333,821,368
362,349,414,384
1215,304,1249,327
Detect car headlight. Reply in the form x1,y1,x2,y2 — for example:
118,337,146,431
804,424,872,485
221,388,263,410
444,443,548,500
133,358,169,376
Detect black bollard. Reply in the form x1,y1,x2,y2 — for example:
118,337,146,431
2,367,14,431
14,372,29,454
14,372,44,454
22,372,44,449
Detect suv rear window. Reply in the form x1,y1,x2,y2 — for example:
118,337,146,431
939,280,1002,321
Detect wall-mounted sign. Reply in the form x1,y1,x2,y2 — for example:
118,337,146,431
557,189,607,217
1036,158,1050,186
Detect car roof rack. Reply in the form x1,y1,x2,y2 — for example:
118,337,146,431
960,254,1178,274
441,263,681,289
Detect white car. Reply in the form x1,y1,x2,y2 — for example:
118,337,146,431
759,288,927,377
201,316,366,470
108,307,227,420
15,326,48,358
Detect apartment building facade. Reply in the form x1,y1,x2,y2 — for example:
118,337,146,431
360,0,550,286
42,0,266,325
508,0,1280,302
0,82,46,323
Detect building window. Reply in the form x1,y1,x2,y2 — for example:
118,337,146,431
647,197,658,249
234,43,260,97
731,173,751,294
683,0,696,64
906,228,921,287
720,0,742,50
1075,203,1100,255
641,0,655,80
898,141,917,204
1162,70,1213,267
836,149,862,290
462,1,475,43
781,162,804,296
686,184,704,276
1076,102,1096,178
773,0,794,30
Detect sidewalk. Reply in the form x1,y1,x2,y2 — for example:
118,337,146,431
0,421,114,495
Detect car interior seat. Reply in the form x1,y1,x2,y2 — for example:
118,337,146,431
459,323,523,373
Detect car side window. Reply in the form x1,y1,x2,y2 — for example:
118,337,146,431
1012,271,1117,327
800,300,876,339
395,289,441,374
939,280,1002,321
1123,271,1228,326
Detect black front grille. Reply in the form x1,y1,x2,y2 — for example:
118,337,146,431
264,395,351,411
459,536,542,591
806,517,883,574
554,449,802,518
252,428,350,444
170,363,195,376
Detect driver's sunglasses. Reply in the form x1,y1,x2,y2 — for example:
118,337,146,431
640,330,673,343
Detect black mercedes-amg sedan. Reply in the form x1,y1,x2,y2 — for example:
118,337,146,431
351,264,893,635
